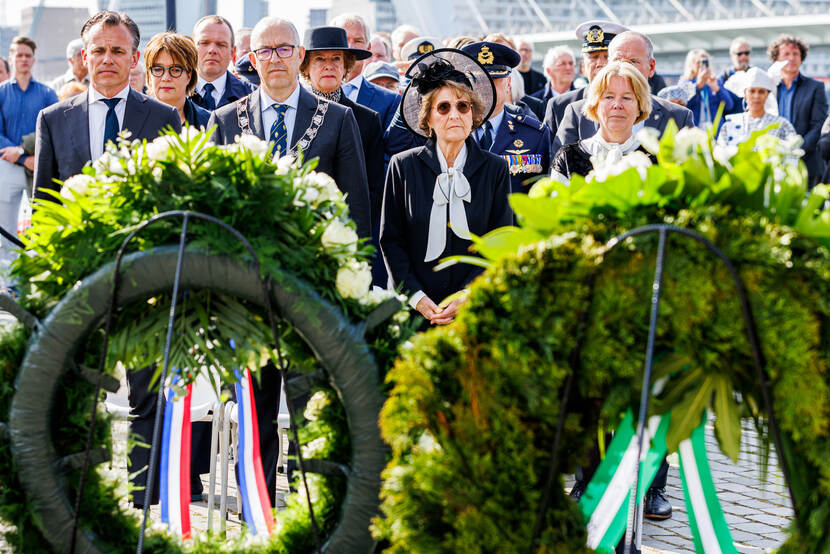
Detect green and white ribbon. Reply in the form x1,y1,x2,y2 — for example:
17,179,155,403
677,412,737,554
578,410,738,554
579,410,670,553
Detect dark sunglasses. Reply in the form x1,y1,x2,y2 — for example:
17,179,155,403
734,51,751,56
149,64,187,78
435,100,471,115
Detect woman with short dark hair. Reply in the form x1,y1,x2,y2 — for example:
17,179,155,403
381,49,512,326
144,32,209,127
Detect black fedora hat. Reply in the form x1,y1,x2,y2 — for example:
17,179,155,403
303,26,371,60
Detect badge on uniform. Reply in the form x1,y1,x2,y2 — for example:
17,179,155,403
502,153,543,175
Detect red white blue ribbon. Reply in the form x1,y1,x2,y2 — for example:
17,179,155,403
234,369,275,535
160,373,192,539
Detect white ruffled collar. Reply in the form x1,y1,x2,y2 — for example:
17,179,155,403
580,132,641,158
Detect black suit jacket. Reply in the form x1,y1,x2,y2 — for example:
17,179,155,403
544,87,586,139
340,94,384,227
191,70,256,110
780,74,827,181
380,136,513,303
554,95,695,151
207,86,371,239
34,87,181,199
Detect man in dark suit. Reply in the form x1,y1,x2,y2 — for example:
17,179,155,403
555,31,694,151
331,13,400,130
34,11,182,508
191,15,256,111
34,10,181,199
462,42,550,194
208,17,370,240
516,39,546,96
769,34,828,185
531,45,575,105
544,21,628,138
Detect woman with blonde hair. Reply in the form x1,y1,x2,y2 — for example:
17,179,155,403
551,61,653,183
680,48,736,127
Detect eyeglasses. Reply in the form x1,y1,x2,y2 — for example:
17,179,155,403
734,51,751,56
149,64,187,78
435,100,471,115
253,45,296,61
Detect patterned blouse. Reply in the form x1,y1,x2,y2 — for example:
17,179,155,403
716,112,797,147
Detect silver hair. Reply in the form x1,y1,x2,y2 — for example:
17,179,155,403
730,36,750,54
330,13,370,38
236,27,252,49
609,31,654,61
543,45,574,70
251,17,300,47
510,67,525,102
391,24,420,46
66,38,84,59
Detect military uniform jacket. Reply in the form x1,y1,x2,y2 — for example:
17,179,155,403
380,136,513,304
554,95,695,151
481,108,551,193
207,86,371,239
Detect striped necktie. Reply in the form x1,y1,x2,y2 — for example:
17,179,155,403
269,104,289,157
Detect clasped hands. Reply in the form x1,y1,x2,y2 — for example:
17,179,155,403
416,293,467,326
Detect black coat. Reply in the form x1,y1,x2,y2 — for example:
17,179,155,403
380,136,513,303
544,87,586,139
207,86,371,239
339,94,384,228
191,70,256,110
183,97,211,128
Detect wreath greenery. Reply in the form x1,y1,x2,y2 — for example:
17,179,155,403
0,128,416,552
374,123,830,552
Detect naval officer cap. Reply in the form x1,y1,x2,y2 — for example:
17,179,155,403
401,36,442,61
575,20,630,53
460,41,521,78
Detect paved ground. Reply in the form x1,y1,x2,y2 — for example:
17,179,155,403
641,419,793,553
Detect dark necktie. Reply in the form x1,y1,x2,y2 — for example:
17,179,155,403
269,104,289,157
102,97,120,151
202,82,216,110
479,120,493,151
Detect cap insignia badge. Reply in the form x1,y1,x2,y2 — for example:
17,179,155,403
478,46,494,65
587,27,604,43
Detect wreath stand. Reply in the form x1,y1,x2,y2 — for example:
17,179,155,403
6,211,399,553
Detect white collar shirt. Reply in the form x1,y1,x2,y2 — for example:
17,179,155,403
259,83,301,151
196,71,228,105
344,75,362,102
88,84,131,160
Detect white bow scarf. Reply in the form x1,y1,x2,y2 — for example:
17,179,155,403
582,133,641,166
424,144,471,262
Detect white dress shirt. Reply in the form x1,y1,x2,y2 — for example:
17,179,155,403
88,84,130,160
259,84,301,151
196,72,227,105
343,75,363,102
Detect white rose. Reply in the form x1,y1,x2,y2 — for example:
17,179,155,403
294,185,320,207
588,150,652,183
673,127,709,163
336,260,372,299
321,219,358,252
152,166,163,183
93,152,124,175
310,172,342,203
636,127,660,155
236,133,270,157
713,144,737,166
276,154,296,174
60,174,95,200
359,287,400,306
145,135,174,161
180,126,202,142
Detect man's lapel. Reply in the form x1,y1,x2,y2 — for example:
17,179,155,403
645,97,665,131
355,77,373,107
123,88,151,139
66,91,91,162
247,91,265,139
291,87,316,149
490,112,514,153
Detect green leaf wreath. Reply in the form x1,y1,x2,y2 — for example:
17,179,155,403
0,127,416,552
375,122,830,552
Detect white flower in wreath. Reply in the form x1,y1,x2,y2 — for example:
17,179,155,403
275,154,296,174
61,174,95,200
145,135,175,162
293,185,320,207
336,260,372,299
321,219,358,252
589,150,652,183
359,287,401,307
636,127,660,156
309,172,342,203
673,127,709,163
235,133,270,158
93,152,124,175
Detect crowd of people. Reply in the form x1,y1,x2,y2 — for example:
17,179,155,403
0,7,825,529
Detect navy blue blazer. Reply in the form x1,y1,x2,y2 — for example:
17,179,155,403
183,97,211,128
34,87,181,199
480,109,551,194
355,76,400,131
207,86,371,239
778,74,828,181
191,70,256,110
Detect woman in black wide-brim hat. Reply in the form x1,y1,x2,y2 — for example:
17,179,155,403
380,48,513,327
300,26,388,286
